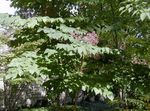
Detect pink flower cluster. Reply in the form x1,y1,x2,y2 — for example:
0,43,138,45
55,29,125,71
70,31,99,45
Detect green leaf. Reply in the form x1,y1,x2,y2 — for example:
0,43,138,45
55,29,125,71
44,49,57,56
93,87,102,95
140,13,147,21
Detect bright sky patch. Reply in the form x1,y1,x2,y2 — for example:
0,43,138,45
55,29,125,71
0,0,16,15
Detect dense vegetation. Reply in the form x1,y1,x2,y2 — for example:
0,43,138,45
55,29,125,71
0,0,150,111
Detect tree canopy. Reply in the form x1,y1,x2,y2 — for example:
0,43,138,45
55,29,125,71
0,0,150,110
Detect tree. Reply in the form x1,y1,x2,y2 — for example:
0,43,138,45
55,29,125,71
0,0,150,110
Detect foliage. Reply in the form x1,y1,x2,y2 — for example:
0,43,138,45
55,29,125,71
0,0,150,110
119,0,150,21
0,14,119,106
